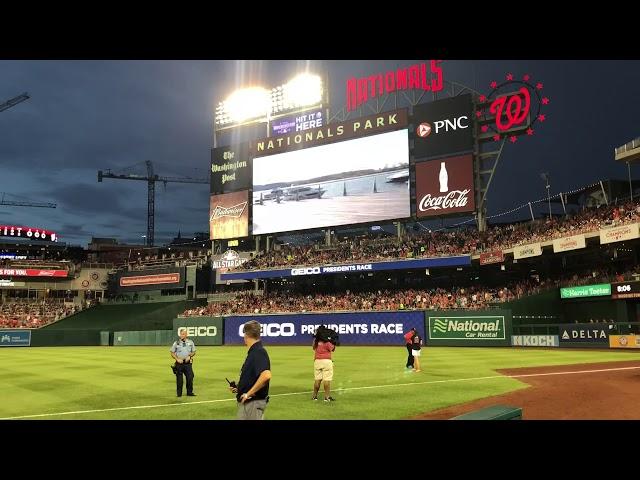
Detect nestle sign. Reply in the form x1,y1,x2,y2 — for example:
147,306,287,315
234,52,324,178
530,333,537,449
415,155,475,218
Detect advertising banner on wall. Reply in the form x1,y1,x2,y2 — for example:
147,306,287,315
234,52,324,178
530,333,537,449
172,317,223,346
513,243,543,260
210,191,249,240
599,223,640,245
210,143,251,194
0,330,31,347
117,267,185,292
415,154,475,218
558,324,611,344
560,284,611,299
212,250,251,284
552,234,586,253
271,109,323,136
479,251,504,265
223,311,425,345
511,335,559,347
609,335,640,349
220,255,470,281
0,268,68,278
425,310,512,346
412,94,473,159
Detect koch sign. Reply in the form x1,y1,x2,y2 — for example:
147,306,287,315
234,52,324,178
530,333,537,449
271,110,323,135
412,94,473,159
220,255,471,281
223,311,425,345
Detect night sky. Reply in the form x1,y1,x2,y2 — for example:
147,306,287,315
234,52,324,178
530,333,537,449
1,60,639,246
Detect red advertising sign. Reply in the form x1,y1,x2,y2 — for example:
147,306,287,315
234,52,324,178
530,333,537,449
480,251,504,265
0,225,57,242
119,272,181,287
346,61,444,112
0,268,68,278
415,155,475,217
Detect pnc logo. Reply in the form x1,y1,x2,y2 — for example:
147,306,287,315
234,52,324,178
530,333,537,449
177,326,217,337
238,323,295,337
416,123,432,138
291,267,321,276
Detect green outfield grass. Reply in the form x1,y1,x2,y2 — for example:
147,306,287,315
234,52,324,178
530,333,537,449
0,346,637,420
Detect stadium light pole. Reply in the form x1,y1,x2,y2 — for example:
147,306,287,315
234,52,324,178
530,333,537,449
541,173,552,220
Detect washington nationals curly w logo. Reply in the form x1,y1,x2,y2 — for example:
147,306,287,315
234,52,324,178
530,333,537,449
490,87,531,131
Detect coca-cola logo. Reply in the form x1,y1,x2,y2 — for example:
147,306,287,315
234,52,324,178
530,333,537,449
210,202,247,221
415,154,475,217
419,190,471,211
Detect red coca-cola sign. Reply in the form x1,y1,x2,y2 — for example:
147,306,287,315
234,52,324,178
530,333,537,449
415,155,475,217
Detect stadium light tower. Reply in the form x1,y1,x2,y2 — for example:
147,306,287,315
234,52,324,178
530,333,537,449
540,172,552,220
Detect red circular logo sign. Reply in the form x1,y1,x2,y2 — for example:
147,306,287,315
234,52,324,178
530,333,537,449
416,122,432,138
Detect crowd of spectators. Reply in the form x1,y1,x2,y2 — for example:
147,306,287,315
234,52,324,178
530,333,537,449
237,200,640,271
181,265,640,317
0,299,80,329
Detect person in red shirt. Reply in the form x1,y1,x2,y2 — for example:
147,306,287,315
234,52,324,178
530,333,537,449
404,328,417,369
312,336,336,402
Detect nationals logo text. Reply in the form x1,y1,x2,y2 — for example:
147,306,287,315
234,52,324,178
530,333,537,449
346,61,443,112
210,202,247,221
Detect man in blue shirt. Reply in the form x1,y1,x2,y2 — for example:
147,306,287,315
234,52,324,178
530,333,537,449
229,320,271,420
170,329,196,397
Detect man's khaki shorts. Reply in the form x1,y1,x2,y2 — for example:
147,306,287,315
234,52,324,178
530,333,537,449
314,359,334,381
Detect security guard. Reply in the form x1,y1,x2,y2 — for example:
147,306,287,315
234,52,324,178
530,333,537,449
170,329,196,397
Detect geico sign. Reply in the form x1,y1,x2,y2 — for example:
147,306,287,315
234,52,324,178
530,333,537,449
617,284,632,292
177,326,218,337
291,267,321,276
238,323,295,337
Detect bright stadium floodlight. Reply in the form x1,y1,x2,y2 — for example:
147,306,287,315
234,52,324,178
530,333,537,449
220,87,271,124
273,73,323,111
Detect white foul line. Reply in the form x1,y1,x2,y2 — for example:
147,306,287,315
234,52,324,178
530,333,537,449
3,365,639,420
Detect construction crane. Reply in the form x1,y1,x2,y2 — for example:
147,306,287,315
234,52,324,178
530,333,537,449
0,192,56,208
98,160,208,246
0,92,30,113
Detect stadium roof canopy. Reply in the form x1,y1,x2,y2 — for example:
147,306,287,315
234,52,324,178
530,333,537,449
615,137,640,164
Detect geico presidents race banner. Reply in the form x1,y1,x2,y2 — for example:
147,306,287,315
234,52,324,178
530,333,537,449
512,243,542,260
611,281,640,299
210,143,251,195
271,109,323,136
223,311,426,345
426,310,512,347
172,317,223,346
117,267,185,292
511,335,559,347
415,155,475,218
412,94,473,160
0,268,68,278
251,109,408,157
210,190,249,240
0,330,31,347
479,251,504,265
219,255,471,281
599,223,640,245
552,234,586,253
0,225,57,242
558,324,612,344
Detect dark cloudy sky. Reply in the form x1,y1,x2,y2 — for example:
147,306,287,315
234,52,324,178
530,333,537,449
1,60,639,246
